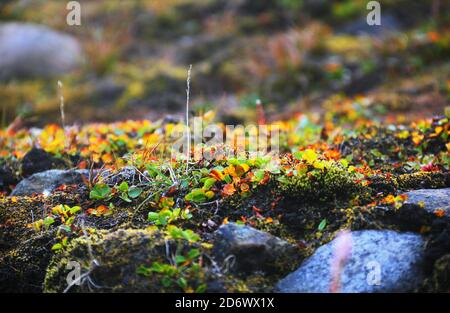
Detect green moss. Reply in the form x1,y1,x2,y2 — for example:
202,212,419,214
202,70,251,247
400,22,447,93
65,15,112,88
44,228,221,293
397,171,450,191
278,163,360,202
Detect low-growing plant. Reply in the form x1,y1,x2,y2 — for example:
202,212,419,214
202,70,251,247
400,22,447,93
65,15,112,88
137,247,206,292
89,183,112,200
117,181,143,202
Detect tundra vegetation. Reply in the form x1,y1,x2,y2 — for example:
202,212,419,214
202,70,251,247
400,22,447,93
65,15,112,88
0,0,449,293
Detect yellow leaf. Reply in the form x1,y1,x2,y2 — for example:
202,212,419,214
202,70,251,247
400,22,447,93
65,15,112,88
302,149,317,164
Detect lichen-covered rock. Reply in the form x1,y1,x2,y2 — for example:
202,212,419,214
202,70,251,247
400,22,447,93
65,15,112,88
404,188,450,216
0,22,83,80
397,172,450,191
212,223,301,274
44,229,215,293
275,230,425,293
11,169,90,196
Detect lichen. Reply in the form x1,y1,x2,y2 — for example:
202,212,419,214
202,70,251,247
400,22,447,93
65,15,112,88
397,172,450,191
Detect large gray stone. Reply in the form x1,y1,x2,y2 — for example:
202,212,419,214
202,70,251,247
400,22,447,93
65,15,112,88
213,223,301,274
404,188,450,216
0,22,84,80
276,230,425,293
11,169,89,196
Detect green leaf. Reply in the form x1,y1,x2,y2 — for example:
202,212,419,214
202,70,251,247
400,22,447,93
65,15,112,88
69,206,81,215
203,178,216,190
187,249,200,260
136,265,152,276
148,212,159,222
59,225,71,233
293,151,303,160
90,184,112,200
118,181,129,192
65,216,75,226
43,216,55,227
195,284,207,293
162,276,172,287
318,219,327,231
254,169,265,181
128,186,143,198
175,255,187,264
223,174,232,184
51,243,63,251
150,262,164,273
177,277,188,289
119,194,132,203
185,189,207,203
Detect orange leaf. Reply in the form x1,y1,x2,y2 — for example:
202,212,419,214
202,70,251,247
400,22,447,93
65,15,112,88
102,153,114,164
222,184,236,196
210,169,225,181
240,183,250,192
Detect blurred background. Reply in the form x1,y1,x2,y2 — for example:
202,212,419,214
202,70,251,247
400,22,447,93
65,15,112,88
0,0,448,127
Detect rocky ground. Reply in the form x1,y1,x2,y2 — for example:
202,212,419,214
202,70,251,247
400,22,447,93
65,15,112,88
0,103,449,292
0,0,449,293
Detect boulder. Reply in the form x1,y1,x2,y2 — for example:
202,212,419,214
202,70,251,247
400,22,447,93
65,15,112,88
212,223,301,274
276,230,425,293
0,22,83,80
404,188,450,216
0,165,16,191
11,169,90,196
21,147,65,177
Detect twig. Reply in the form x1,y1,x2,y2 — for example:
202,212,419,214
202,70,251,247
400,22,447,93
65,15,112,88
185,64,192,176
57,80,66,129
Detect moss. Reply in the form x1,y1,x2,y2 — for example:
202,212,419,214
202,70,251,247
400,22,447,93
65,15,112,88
44,228,229,293
278,163,360,203
419,254,450,292
0,197,42,251
397,171,450,191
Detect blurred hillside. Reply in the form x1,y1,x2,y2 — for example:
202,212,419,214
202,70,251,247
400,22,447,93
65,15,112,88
0,0,449,127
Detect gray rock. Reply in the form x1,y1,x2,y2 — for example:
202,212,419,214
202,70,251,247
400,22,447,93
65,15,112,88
213,223,301,274
11,169,89,196
404,188,450,216
276,230,425,293
0,22,84,80
338,14,402,37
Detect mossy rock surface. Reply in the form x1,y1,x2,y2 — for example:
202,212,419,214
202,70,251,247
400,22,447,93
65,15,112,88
43,228,240,293
0,230,55,292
